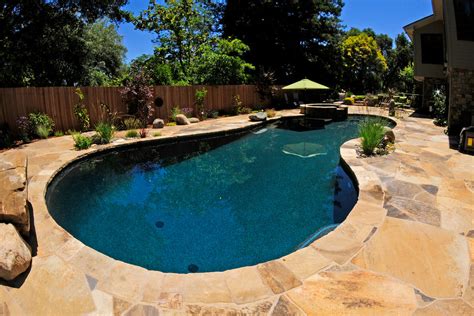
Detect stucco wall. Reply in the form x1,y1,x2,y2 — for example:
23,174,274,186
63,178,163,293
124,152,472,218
444,0,474,71
413,20,445,79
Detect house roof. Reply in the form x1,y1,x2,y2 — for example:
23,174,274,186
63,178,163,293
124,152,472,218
403,0,443,40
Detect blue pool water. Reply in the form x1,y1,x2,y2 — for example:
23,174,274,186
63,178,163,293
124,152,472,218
47,116,378,273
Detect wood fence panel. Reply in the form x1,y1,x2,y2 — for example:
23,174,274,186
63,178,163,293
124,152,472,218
0,85,273,133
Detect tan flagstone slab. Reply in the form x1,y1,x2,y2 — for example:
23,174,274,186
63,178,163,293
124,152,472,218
278,246,333,281
286,270,417,315
181,272,232,304
6,255,96,315
352,217,470,298
271,295,306,316
225,266,273,304
413,299,474,315
257,261,302,294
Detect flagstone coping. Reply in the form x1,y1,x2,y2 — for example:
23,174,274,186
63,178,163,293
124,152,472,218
1,108,472,314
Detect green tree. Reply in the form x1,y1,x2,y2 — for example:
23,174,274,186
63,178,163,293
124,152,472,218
222,0,344,86
0,0,128,87
384,34,414,91
82,20,128,86
194,38,255,84
136,0,217,83
342,33,388,93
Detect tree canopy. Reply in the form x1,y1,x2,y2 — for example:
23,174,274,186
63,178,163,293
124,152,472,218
0,0,128,86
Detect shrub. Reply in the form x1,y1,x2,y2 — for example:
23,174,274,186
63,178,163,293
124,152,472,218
343,97,355,105
120,66,154,125
433,88,448,126
238,106,252,114
0,124,13,149
73,88,90,131
72,133,93,150
358,118,386,155
125,130,139,138
139,128,148,138
231,94,243,115
169,106,182,122
354,95,366,102
36,125,51,139
16,116,32,142
123,117,142,130
195,88,208,118
265,108,277,118
54,131,64,137
94,122,115,144
29,112,54,137
207,110,219,119
181,107,194,118
153,132,161,137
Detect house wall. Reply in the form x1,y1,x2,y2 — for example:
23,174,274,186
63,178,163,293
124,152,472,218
413,21,445,79
444,0,474,71
448,68,474,133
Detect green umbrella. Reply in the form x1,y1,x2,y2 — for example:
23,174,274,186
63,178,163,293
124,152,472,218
282,79,330,90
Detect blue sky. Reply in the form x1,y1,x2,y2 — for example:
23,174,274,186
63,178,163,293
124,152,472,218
117,0,434,63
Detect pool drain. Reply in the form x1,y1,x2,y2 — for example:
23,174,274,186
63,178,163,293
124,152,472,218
188,264,199,273
155,221,164,228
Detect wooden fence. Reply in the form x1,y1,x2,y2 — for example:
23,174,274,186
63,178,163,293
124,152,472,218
0,85,271,132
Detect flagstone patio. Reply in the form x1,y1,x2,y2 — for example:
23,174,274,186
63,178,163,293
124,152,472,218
0,107,473,315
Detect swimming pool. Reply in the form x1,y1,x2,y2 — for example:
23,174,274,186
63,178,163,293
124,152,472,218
46,116,380,273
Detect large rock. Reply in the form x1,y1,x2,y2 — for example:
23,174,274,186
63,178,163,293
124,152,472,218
175,114,191,125
189,117,200,123
152,118,164,129
0,223,31,280
384,126,395,143
249,112,267,122
0,152,29,235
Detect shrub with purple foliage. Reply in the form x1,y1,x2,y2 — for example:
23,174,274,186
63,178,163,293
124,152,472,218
181,107,194,118
120,66,154,125
16,116,32,142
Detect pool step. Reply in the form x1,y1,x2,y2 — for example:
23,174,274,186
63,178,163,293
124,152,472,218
295,224,339,250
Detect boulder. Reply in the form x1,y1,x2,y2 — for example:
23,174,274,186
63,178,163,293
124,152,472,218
152,118,164,129
0,152,29,235
175,114,191,125
383,126,395,143
0,223,31,280
249,112,267,122
189,117,200,123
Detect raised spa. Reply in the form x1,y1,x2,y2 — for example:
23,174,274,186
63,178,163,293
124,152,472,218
46,116,387,273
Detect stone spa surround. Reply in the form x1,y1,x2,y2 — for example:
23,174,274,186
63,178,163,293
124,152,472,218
0,107,473,315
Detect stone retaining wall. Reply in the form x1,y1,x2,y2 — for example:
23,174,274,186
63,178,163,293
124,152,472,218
449,68,474,133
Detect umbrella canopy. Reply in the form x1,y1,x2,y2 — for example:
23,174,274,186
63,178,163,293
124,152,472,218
282,79,330,90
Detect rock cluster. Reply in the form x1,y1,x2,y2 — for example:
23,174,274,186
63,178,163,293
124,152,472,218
0,151,32,280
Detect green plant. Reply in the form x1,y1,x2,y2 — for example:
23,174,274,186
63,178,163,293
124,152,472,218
231,94,243,115
343,97,355,105
169,106,182,122
153,132,161,137
433,88,447,126
28,112,54,137
35,125,51,139
125,130,139,138
72,133,93,150
358,118,386,155
54,130,64,137
123,117,142,130
265,108,276,118
166,122,177,126
195,88,208,118
94,122,115,144
354,95,366,102
73,88,90,131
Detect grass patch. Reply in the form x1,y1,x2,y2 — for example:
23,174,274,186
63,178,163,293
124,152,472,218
72,133,92,150
125,130,139,138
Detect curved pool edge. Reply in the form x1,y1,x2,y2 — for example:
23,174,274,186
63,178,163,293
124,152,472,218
25,112,394,307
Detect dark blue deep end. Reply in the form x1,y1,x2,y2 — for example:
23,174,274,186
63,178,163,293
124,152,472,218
47,116,380,273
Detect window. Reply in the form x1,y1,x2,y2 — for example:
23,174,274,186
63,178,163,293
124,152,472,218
454,0,474,41
421,34,444,64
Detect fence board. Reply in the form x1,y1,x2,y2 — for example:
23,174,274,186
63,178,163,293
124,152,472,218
0,85,274,133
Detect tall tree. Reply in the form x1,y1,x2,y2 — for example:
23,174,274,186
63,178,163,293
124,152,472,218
83,20,128,86
0,0,128,87
222,0,344,86
341,33,388,93
384,34,414,90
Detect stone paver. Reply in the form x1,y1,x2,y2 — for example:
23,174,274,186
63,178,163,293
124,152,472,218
0,107,473,315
